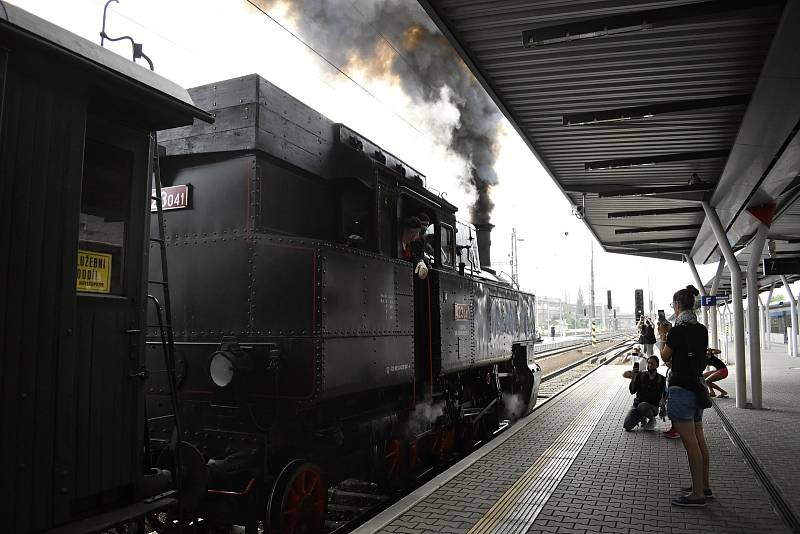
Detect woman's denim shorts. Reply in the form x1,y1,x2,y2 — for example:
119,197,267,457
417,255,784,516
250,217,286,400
668,386,703,422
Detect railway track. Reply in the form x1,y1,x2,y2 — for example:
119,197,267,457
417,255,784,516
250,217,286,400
533,333,621,359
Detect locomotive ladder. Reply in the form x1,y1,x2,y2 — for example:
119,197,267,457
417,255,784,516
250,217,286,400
146,132,185,513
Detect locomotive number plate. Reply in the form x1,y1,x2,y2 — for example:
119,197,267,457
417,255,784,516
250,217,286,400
151,185,190,212
454,303,470,321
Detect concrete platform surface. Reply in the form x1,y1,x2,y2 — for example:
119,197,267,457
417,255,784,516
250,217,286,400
714,344,800,526
353,362,793,534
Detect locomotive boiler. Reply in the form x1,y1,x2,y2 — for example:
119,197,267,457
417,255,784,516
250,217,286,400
147,74,541,533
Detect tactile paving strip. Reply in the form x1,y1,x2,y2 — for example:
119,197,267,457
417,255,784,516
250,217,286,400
468,382,618,534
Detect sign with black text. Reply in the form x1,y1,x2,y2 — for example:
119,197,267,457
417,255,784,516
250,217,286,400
76,250,111,293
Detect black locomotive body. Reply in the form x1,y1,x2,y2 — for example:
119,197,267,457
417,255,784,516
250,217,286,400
147,74,541,531
0,5,210,533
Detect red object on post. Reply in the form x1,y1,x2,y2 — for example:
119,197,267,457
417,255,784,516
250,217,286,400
746,203,776,226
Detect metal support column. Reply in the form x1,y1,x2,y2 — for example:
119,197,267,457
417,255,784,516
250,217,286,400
746,223,767,409
781,275,798,357
764,285,774,350
758,295,766,348
703,201,746,407
685,255,708,326
721,302,731,364
710,258,726,349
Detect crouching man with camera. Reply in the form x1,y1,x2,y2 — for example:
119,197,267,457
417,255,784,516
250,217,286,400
623,356,666,431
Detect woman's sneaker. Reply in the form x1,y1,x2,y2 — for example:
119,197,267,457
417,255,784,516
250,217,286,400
663,427,680,439
672,495,706,507
681,486,714,500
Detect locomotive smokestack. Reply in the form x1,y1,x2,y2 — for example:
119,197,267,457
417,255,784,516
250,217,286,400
474,223,494,271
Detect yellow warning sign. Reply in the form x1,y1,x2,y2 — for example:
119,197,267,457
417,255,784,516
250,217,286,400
76,250,112,293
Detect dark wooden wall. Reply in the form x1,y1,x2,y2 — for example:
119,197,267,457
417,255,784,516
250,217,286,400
0,65,86,532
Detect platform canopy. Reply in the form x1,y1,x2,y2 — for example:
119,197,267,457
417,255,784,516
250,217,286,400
417,0,800,273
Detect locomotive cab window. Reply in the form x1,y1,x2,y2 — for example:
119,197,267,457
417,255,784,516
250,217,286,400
440,223,455,268
76,139,133,295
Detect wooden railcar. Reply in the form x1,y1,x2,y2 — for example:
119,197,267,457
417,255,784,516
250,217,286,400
0,6,209,533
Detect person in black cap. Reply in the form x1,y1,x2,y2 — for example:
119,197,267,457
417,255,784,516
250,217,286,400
417,212,435,262
401,216,428,279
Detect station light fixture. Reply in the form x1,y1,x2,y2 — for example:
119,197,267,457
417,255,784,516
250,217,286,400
615,224,702,235
607,206,704,219
562,95,748,126
585,150,728,171
613,236,696,246
522,0,782,49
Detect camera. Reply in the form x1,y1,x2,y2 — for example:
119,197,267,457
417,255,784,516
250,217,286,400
632,361,639,372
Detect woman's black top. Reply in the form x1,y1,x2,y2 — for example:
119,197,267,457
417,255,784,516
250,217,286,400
665,322,709,389
638,324,647,344
707,355,726,370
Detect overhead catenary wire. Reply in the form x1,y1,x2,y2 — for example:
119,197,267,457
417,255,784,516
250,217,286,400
245,0,424,136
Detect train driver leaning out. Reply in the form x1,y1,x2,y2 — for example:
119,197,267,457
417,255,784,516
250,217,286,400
401,216,429,280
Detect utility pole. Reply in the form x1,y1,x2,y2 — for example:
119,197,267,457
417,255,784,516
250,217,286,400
510,228,524,288
590,241,595,319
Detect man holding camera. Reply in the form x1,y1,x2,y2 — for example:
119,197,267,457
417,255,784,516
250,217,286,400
623,355,666,431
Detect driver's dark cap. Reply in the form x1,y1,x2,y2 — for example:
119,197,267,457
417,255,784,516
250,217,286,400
402,216,422,230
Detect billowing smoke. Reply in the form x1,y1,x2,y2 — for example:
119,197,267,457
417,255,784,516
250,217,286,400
249,0,502,223
502,392,525,420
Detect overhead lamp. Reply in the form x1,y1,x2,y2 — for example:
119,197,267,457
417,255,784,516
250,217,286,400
615,224,702,235
523,20,652,48
562,95,749,126
522,1,783,49
607,206,704,219
585,150,728,171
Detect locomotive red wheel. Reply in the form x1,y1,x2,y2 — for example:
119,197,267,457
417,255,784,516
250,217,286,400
408,439,418,471
383,439,405,482
431,428,455,462
276,462,327,534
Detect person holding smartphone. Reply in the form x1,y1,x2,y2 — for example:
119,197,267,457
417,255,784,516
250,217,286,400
623,355,666,431
657,285,711,507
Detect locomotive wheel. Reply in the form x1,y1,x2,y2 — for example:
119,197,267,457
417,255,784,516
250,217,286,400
383,439,406,484
431,427,455,462
271,462,327,534
408,439,418,472
456,420,478,453
479,407,500,442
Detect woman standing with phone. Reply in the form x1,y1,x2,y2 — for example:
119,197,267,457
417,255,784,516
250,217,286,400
657,285,711,507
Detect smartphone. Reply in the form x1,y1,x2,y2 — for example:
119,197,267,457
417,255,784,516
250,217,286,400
632,361,639,372
658,309,666,324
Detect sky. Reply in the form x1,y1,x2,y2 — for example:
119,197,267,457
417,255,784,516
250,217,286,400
11,0,780,316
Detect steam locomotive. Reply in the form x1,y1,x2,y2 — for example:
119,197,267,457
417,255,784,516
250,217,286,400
145,74,542,533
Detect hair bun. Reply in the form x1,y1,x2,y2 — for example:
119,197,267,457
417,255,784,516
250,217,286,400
686,284,700,296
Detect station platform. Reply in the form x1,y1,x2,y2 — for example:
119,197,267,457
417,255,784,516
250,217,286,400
714,344,800,530
353,350,799,534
